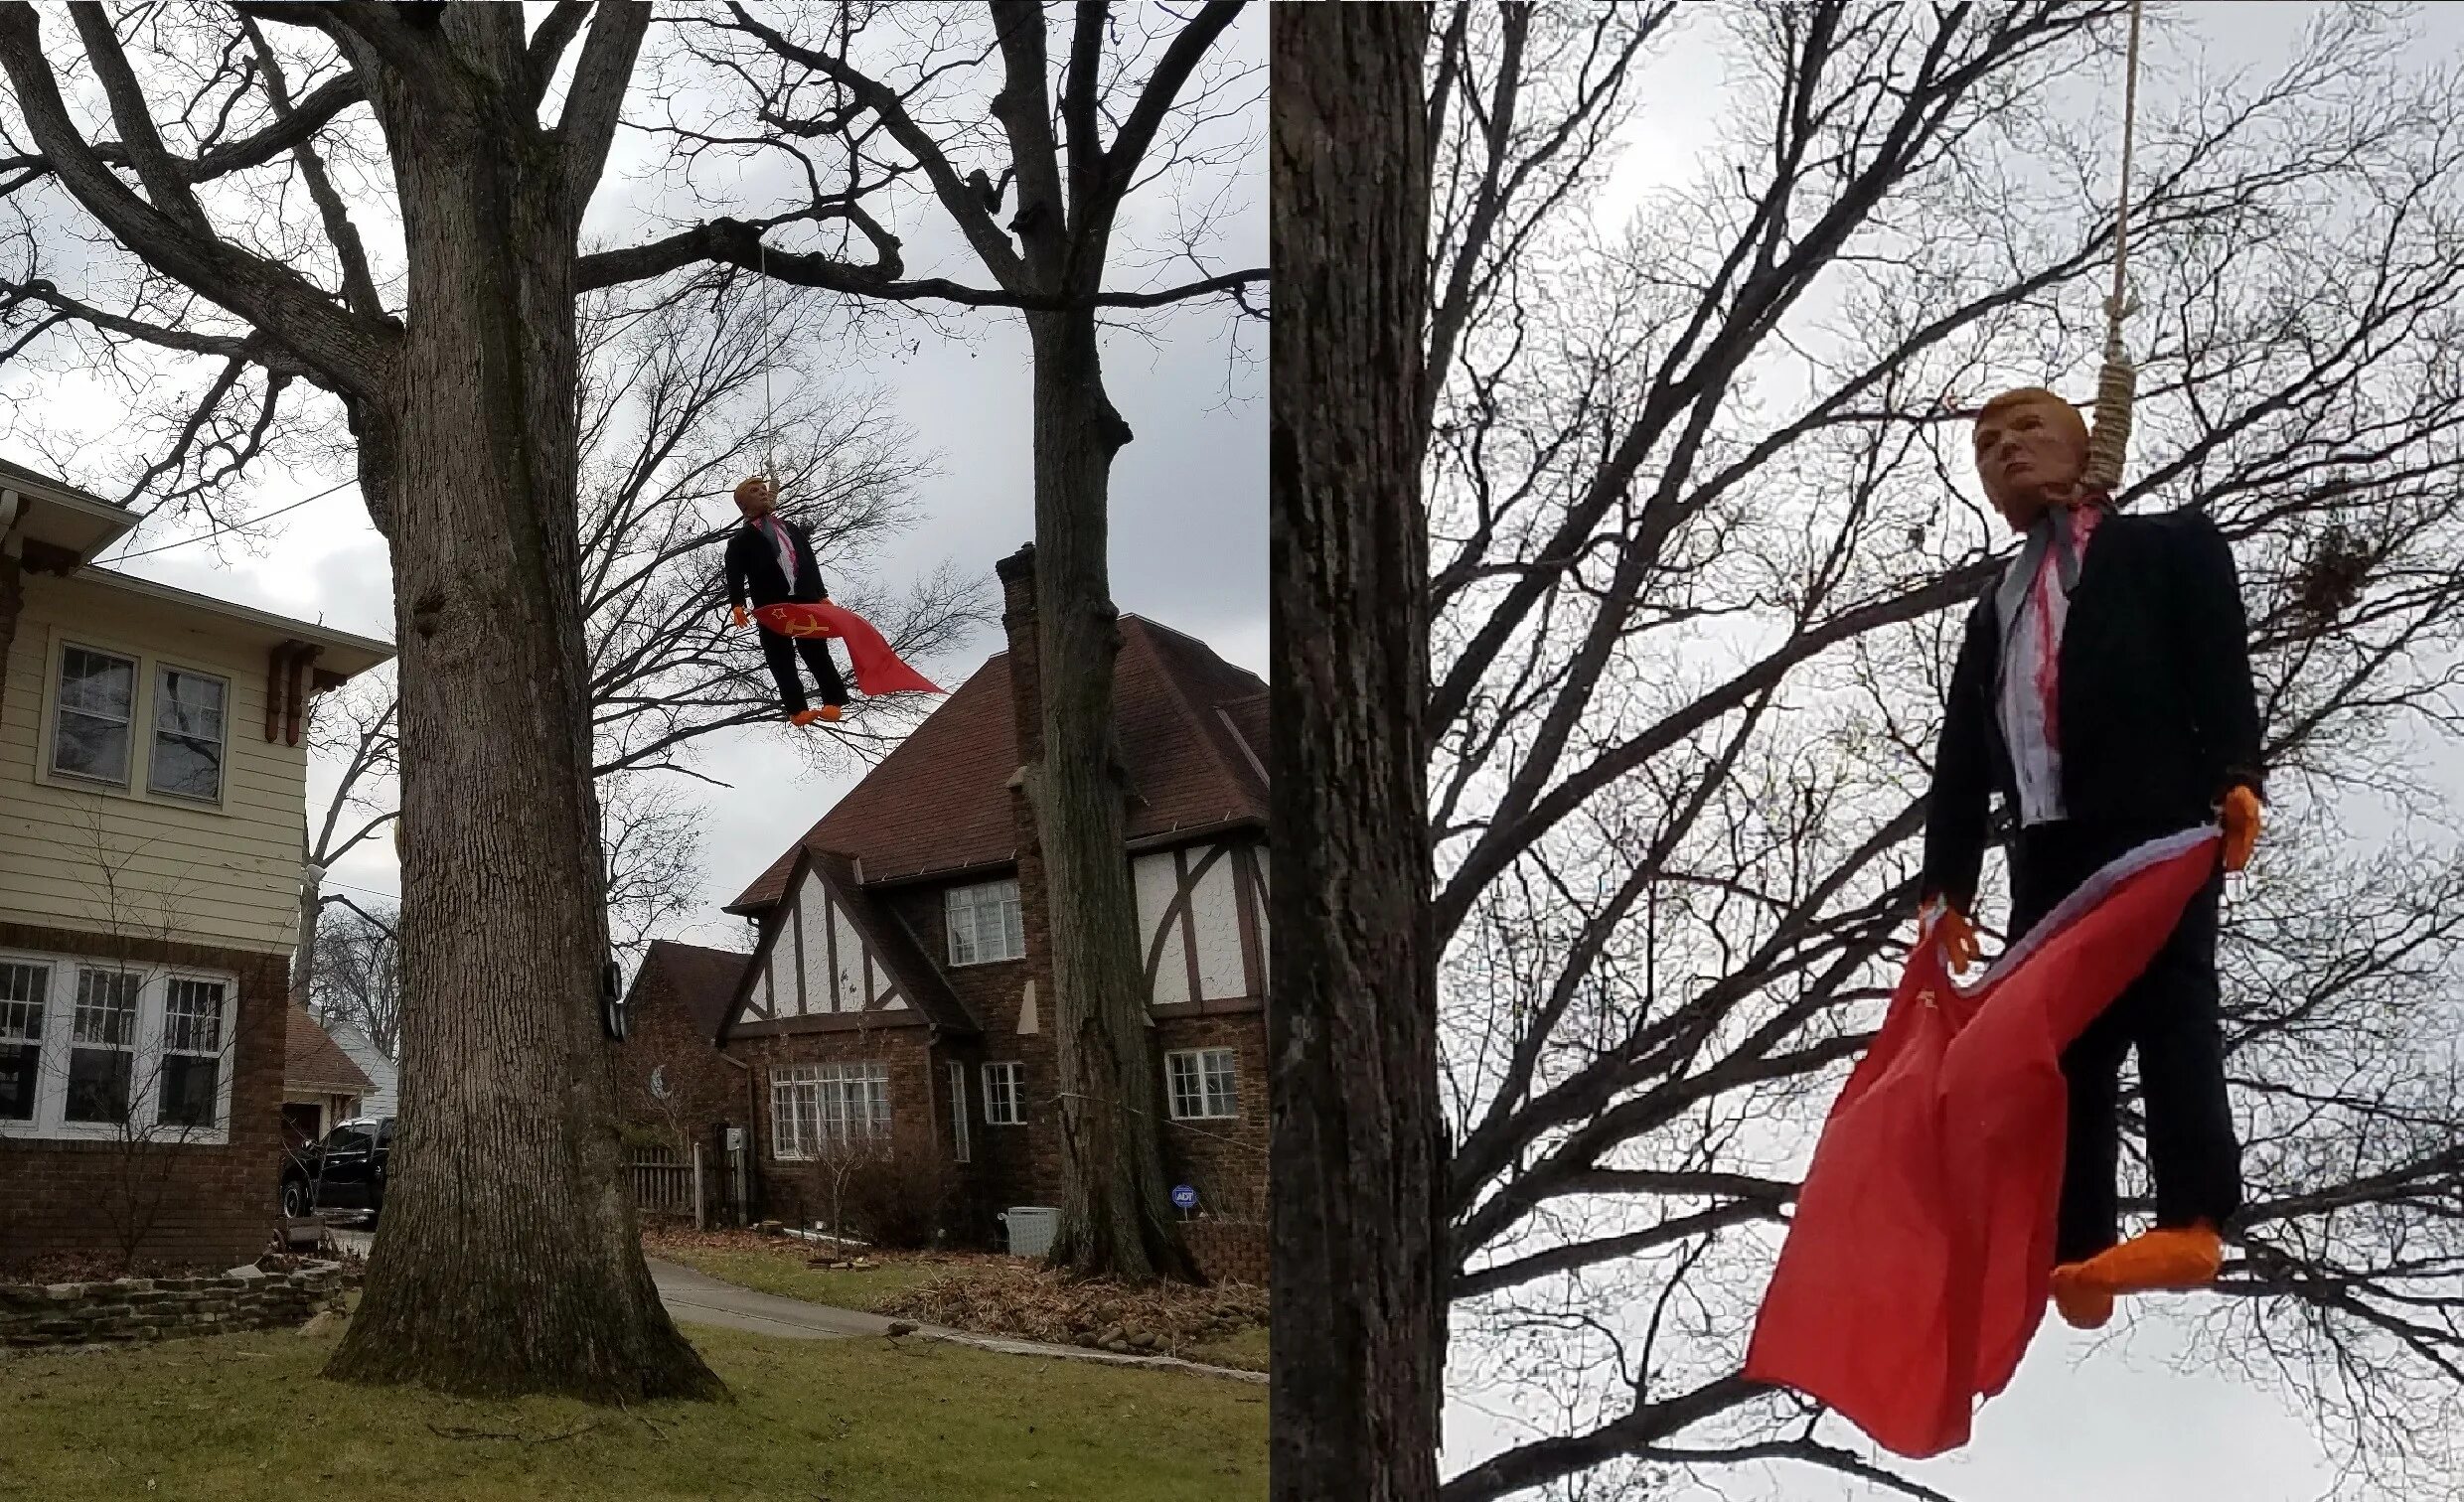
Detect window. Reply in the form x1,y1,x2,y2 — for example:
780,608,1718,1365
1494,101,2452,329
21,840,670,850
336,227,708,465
1166,1048,1238,1121
65,969,139,1125
948,1060,971,1163
149,667,228,802
983,1061,1023,1126
0,951,239,1142
770,1062,890,1161
157,978,228,1128
945,879,1025,966
52,645,136,786
0,962,48,1123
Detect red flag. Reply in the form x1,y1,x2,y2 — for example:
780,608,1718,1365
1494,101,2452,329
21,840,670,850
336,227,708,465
752,601,943,696
1742,826,2222,1457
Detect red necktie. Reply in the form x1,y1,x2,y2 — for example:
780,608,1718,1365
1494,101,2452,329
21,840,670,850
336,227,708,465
2031,504,2099,747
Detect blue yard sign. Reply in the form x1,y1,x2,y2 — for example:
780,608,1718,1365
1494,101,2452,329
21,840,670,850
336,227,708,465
1170,1184,1199,1211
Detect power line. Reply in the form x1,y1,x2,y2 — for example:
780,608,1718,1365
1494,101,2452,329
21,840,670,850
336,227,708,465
99,477,360,565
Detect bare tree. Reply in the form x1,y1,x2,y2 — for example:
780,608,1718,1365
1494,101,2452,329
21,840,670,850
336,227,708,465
0,0,1252,1394
310,895,399,1064
571,267,975,783
294,672,397,1012
1270,5,1444,1500
1388,5,2464,1498
286,269,968,1018
682,1,1268,1283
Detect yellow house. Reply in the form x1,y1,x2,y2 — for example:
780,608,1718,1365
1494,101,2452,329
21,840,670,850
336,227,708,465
0,457,391,1270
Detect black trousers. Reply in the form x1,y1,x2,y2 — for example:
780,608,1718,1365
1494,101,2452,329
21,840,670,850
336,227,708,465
2009,818,2243,1263
758,626,848,715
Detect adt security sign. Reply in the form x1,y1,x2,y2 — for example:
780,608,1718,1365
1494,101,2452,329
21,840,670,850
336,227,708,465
1170,1184,1199,1213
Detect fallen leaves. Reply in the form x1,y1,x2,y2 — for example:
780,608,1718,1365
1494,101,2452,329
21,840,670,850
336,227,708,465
873,1262,1267,1362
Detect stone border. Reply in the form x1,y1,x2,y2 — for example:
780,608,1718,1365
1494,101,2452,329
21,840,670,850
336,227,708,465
0,1262,345,1350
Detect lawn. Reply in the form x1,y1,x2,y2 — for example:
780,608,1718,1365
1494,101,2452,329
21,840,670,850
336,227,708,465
645,1233,950,1313
1188,1323,1270,1372
0,1322,1265,1502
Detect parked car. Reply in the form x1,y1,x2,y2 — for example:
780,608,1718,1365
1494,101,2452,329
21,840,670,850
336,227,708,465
280,1115,393,1221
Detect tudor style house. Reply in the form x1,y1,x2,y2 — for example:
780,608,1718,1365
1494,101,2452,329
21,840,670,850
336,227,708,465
613,544,1268,1266
0,460,392,1269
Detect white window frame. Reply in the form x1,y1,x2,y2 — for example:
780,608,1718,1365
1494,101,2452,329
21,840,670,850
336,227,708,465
36,631,236,814
48,641,139,789
1165,1048,1239,1122
982,1060,1024,1126
64,966,142,1126
147,663,231,804
155,976,231,1130
768,1061,890,1162
947,1059,971,1163
944,878,1026,967
0,946,239,1145
0,959,53,1127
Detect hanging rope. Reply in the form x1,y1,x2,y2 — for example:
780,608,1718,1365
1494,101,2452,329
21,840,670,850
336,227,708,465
760,234,776,498
2082,0,2145,496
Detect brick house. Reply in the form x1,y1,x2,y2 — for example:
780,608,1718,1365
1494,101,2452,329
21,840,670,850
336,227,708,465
610,938,757,1149
613,544,1267,1268
0,460,392,1270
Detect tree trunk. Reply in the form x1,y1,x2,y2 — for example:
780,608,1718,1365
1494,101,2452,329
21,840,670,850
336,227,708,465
1269,5,1444,1498
321,77,721,1404
1027,309,1197,1284
291,834,320,1011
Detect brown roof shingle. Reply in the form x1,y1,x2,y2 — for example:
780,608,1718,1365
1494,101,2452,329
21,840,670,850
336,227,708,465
727,616,1268,911
286,1005,377,1096
637,940,756,1044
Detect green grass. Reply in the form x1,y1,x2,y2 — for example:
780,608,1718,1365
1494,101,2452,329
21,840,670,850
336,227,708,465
0,1322,1265,1502
651,1243,947,1312
1186,1323,1270,1373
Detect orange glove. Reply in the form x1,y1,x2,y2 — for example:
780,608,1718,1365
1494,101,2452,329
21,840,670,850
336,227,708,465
2221,785,2261,872
1917,897,1980,976
731,605,750,630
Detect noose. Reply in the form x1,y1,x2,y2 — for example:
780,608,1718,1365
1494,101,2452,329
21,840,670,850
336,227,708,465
761,233,774,500
2082,0,2145,496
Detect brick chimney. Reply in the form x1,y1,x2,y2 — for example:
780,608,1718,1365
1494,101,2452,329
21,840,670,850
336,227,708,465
995,542,1041,763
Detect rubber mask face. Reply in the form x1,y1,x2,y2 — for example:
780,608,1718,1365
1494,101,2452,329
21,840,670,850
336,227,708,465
733,477,775,520
1973,393,2087,530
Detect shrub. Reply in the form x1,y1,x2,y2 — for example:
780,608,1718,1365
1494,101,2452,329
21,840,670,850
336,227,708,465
833,1137,951,1250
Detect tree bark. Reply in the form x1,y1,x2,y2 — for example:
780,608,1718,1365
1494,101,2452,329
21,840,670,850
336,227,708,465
318,29,719,1402
291,832,320,1011
1028,308,1197,1284
1269,5,1443,1498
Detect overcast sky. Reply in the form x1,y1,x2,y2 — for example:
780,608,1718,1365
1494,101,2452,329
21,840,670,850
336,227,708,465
1440,4,2464,1499
11,6,1264,956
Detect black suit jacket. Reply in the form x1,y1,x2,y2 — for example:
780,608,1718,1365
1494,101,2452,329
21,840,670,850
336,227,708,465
1920,508,2264,913
723,515,828,609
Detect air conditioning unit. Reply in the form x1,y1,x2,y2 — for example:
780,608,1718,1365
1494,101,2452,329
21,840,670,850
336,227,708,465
999,1205,1059,1259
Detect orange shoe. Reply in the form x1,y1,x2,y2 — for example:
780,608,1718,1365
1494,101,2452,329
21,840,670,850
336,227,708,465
2077,1220,2223,1294
2049,1261,2113,1330
790,708,824,727
819,704,843,722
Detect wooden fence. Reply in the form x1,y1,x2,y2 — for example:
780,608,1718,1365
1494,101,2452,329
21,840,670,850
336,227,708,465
629,1142,704,1228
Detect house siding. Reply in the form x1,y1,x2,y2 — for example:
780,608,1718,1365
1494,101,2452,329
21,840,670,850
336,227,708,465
0,573,311,956
0,917,287,1270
